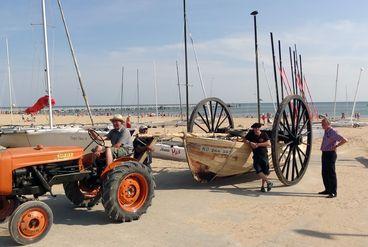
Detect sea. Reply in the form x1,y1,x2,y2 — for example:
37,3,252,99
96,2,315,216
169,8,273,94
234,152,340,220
1,101,367,118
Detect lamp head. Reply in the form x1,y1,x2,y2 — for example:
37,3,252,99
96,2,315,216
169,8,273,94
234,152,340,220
250,10,258,16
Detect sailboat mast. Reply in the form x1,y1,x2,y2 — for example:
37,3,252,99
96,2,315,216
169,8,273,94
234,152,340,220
350,68,364,122
333,64,339,119
183,0,189,131
5,37,13,124
41,0,53,129
153,61,159,123
57,0,94,126
176,60,183,121
137,69,140,124
121,66,124,115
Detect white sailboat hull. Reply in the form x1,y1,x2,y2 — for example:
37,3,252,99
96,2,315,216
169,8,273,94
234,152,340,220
0,127,101,152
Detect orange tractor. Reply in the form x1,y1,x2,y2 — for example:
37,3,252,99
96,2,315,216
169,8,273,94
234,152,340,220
0,130,155,245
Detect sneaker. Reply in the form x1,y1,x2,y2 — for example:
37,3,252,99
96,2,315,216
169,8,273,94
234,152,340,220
267,181,273,192
318,190,329,195
326,193,337,198
260,187,266,192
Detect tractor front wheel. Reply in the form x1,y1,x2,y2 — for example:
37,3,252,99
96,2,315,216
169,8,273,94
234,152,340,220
102,162,154,222
8,201,53,245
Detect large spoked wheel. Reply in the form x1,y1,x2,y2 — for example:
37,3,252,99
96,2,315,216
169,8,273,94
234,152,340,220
102,162,155,222
8,201,53,245
188,97,234,133
272,95,312,186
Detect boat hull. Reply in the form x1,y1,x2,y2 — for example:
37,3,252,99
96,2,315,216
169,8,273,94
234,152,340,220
184,135,256,182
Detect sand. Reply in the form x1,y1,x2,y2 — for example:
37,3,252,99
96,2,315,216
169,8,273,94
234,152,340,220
0,114,367,246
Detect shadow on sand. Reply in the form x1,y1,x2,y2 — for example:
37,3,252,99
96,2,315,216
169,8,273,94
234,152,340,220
294,229,368,240
153,167,322,198
355,156,368,168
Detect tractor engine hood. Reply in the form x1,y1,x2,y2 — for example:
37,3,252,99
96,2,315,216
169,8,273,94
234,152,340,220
2,146,84,170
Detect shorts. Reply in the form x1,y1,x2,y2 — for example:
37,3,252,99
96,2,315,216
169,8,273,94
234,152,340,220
111,147,128,159
253,155,270,175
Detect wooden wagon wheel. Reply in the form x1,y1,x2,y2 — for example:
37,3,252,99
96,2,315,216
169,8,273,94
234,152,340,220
188,97,234,133
271,95,312,186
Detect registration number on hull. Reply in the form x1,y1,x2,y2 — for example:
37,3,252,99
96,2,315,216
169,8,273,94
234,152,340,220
200,146,232,155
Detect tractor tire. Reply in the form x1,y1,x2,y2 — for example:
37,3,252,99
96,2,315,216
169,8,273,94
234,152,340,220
63,181,101,208
102,161,155,222
9,201,53,245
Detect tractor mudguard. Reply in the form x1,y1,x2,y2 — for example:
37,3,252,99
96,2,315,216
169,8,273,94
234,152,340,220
100,157,138,179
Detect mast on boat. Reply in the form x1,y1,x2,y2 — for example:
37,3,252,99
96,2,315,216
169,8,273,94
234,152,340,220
137,69,140,124
41,0,53,129
250,10,260,123
333,64,339,120
153,61,159,122
350,67,364,122
175,60,184,121
121,66,124,115
5,37,14,124
57,0,94,126
183,0,190,131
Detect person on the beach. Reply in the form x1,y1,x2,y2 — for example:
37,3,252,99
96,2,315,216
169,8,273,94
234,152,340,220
244,122,273,192
133,125,154,169
319,118,347,198
92,114,133,166
126,115,131,128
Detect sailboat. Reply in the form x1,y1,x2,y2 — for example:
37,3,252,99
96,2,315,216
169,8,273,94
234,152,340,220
0,0,105,151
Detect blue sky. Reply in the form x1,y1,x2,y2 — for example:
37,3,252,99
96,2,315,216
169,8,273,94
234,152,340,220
0,0,367,107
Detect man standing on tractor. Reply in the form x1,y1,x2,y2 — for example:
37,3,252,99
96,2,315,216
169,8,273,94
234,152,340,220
244,122,273,192
93,114,133,165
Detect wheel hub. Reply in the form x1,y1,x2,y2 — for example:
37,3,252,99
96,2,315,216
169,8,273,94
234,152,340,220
18,209,47,238
117,173,149,212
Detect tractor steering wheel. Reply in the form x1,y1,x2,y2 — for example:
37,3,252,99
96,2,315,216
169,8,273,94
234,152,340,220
88,129,106,147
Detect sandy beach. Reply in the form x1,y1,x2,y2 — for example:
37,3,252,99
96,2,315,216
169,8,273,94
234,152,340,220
0,114,367,246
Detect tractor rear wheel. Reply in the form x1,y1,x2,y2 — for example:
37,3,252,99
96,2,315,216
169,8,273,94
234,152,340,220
9,201,53,245
102,162,154,222
63,180,101,208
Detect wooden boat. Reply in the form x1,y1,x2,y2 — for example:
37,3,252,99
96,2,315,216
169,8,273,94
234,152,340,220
184,134,279,182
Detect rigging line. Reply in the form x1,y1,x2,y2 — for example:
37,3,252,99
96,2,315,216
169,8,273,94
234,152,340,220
261,61,277,112
187,25,207,98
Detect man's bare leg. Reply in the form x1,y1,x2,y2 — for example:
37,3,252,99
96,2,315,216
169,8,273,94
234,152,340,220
105,147,113,166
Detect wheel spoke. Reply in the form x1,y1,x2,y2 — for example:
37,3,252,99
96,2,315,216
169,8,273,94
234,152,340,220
197,112,211,132
297,117,310,137
214,107,224,131
282,145,293,175
194,121,208,133
282,111,294,137
278,143,292,163
202,104,211,131
296,145,307,158
296,146,305,170
280,121,293,137
209,101,214,132
212,102,219,132
291,147,297,181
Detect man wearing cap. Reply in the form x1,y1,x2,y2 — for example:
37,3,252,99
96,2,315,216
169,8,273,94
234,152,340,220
244,122,273,192
319,118,347,198
133,125,154,169
93,114,133,165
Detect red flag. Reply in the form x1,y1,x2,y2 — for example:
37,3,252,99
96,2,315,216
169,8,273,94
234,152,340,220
25,95,56,115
